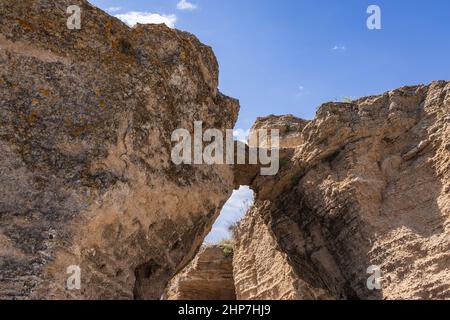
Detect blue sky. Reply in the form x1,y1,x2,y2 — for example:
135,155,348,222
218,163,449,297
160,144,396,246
89,0,450,242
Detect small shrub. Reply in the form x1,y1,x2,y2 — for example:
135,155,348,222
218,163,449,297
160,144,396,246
280,157,290,169
219,239,234,255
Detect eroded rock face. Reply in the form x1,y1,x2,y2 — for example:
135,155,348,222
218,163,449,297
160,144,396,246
236,82,450,300
234,204,334,300
250,115,308,149
165,246,236,300
0,1,238,299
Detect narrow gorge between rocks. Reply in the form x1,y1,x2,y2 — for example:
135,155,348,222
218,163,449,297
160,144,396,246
1,1,449,301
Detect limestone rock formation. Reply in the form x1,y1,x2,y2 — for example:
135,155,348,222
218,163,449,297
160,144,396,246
1,0,449,302
249,115,308,149
235,81,450,300
234,204,334,300
165,245,236,300
0,0,239,299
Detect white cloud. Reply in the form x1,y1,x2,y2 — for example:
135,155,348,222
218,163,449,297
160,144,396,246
177,0,198,11
332,45,346,52
115,11,177,28
106,7,122,13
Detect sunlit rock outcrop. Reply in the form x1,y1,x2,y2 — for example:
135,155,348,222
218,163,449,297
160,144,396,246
234,82,450,300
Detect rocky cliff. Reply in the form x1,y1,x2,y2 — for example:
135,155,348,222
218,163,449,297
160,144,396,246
0,1,238,299
165,245,236,300
235,82,450,300
233,204,334,300
249,115,308,149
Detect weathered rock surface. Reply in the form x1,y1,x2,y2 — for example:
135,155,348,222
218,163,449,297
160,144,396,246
0,0,238,299
165,245,236,300
234,204,333,300
250,115,308,149
235,82,450,300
